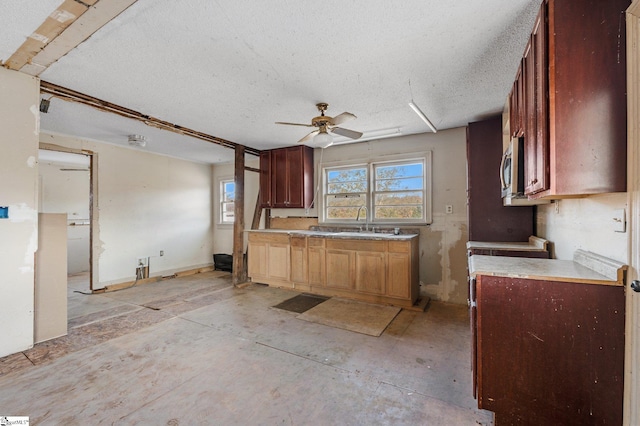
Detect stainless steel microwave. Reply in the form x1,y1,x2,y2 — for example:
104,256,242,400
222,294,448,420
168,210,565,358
500,137,549,206
500,137,524,198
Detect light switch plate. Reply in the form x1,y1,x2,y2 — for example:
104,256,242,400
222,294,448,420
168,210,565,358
613,208,626,233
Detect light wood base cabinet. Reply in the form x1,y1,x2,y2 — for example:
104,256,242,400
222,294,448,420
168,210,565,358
247,232,291,288
248,232,419,308
307,237,325,287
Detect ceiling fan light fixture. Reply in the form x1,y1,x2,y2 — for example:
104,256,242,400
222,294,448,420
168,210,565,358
409,101,437,133
312,128,333,148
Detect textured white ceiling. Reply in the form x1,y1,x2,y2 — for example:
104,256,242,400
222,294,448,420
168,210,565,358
2,0,541,163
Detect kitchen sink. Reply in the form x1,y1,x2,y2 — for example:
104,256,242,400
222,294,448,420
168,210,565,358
335,231,394,238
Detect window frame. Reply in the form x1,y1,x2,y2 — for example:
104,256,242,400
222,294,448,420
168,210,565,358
219,178,235,225
319,151,432,225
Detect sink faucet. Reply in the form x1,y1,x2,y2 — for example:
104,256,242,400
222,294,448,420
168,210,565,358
356,205,369,231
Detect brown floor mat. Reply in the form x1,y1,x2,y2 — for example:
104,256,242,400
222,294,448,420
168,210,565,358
272,293,330,314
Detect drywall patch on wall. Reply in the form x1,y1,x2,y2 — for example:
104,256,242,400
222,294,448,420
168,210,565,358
20,227,38,274
8,203,37,223
30,104,39,135
427,213,467,303
420,227,443,289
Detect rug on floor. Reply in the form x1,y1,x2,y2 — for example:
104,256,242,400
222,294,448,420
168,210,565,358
272,293,330,314
296,297,401,337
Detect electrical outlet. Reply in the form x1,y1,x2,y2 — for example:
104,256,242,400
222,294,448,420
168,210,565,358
613,209,626,233
160,250,164,256
445,205,453,214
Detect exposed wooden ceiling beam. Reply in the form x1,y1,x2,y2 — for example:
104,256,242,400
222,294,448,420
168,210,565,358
40,80,262,157
4,0,138,76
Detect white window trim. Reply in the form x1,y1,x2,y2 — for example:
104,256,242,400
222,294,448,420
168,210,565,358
318,151,433,225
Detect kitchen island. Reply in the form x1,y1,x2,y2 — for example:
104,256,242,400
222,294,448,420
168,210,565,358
247,229,419,308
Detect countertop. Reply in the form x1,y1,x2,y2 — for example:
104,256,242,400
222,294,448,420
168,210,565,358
245,229,418,241
466,236,548,252
469,250,627,286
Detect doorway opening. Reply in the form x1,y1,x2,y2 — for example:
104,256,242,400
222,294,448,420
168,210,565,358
38,148,96,292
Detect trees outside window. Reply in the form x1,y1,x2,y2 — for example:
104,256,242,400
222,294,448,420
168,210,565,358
220,179,235,224
321,153,431,224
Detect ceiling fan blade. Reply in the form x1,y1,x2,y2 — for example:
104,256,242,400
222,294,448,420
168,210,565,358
275,121,315,127
329,112,356,126
298,130,319,143
330,127,363,140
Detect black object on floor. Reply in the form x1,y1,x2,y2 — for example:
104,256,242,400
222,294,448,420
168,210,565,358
213,254,233,272
273,294,330,314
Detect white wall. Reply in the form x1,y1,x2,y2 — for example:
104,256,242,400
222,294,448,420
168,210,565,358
39,159,90,274
536,193,628,262
267,129,470,304
0,68,39,357
39,132,214,289
211,156,260,255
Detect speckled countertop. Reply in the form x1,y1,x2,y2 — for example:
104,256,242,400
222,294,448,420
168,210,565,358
466,236,548,252
245,229,418,241
469,251,626,286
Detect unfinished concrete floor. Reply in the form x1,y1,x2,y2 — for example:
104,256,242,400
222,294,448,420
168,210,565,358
0,271,493,425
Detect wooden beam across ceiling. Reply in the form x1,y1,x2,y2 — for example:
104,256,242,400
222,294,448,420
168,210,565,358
40,80,262,157
4,0,138,76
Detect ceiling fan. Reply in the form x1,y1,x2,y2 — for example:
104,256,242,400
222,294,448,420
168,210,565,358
276,103,363,147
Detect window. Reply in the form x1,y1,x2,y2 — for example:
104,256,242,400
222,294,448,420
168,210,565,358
220,179,235,224
325,165,368,221
321,153,431,224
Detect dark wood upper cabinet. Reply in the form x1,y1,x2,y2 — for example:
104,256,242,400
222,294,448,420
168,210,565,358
260,145,314,209
512,0,628,198
259,151,272,208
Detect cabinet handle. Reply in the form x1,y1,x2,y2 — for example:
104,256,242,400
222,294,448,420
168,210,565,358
529,178,538,185
632,280,640,293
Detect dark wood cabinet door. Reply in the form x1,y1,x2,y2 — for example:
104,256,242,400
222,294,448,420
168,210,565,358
259,151,272,208
285,146,304,207
476,275,624,424
509,73,519,137
516,61,525,137
271,148,289,208
548,0,628,196
524,6,548,196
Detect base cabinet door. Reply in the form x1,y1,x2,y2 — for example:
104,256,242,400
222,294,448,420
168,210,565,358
387,252,410,298
355,251,386,295
248,241,268,280
325,249,355,290
267,243,290,282
248,233,290,287
307,238,325,286
475,275,624,424
290,237,307,284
